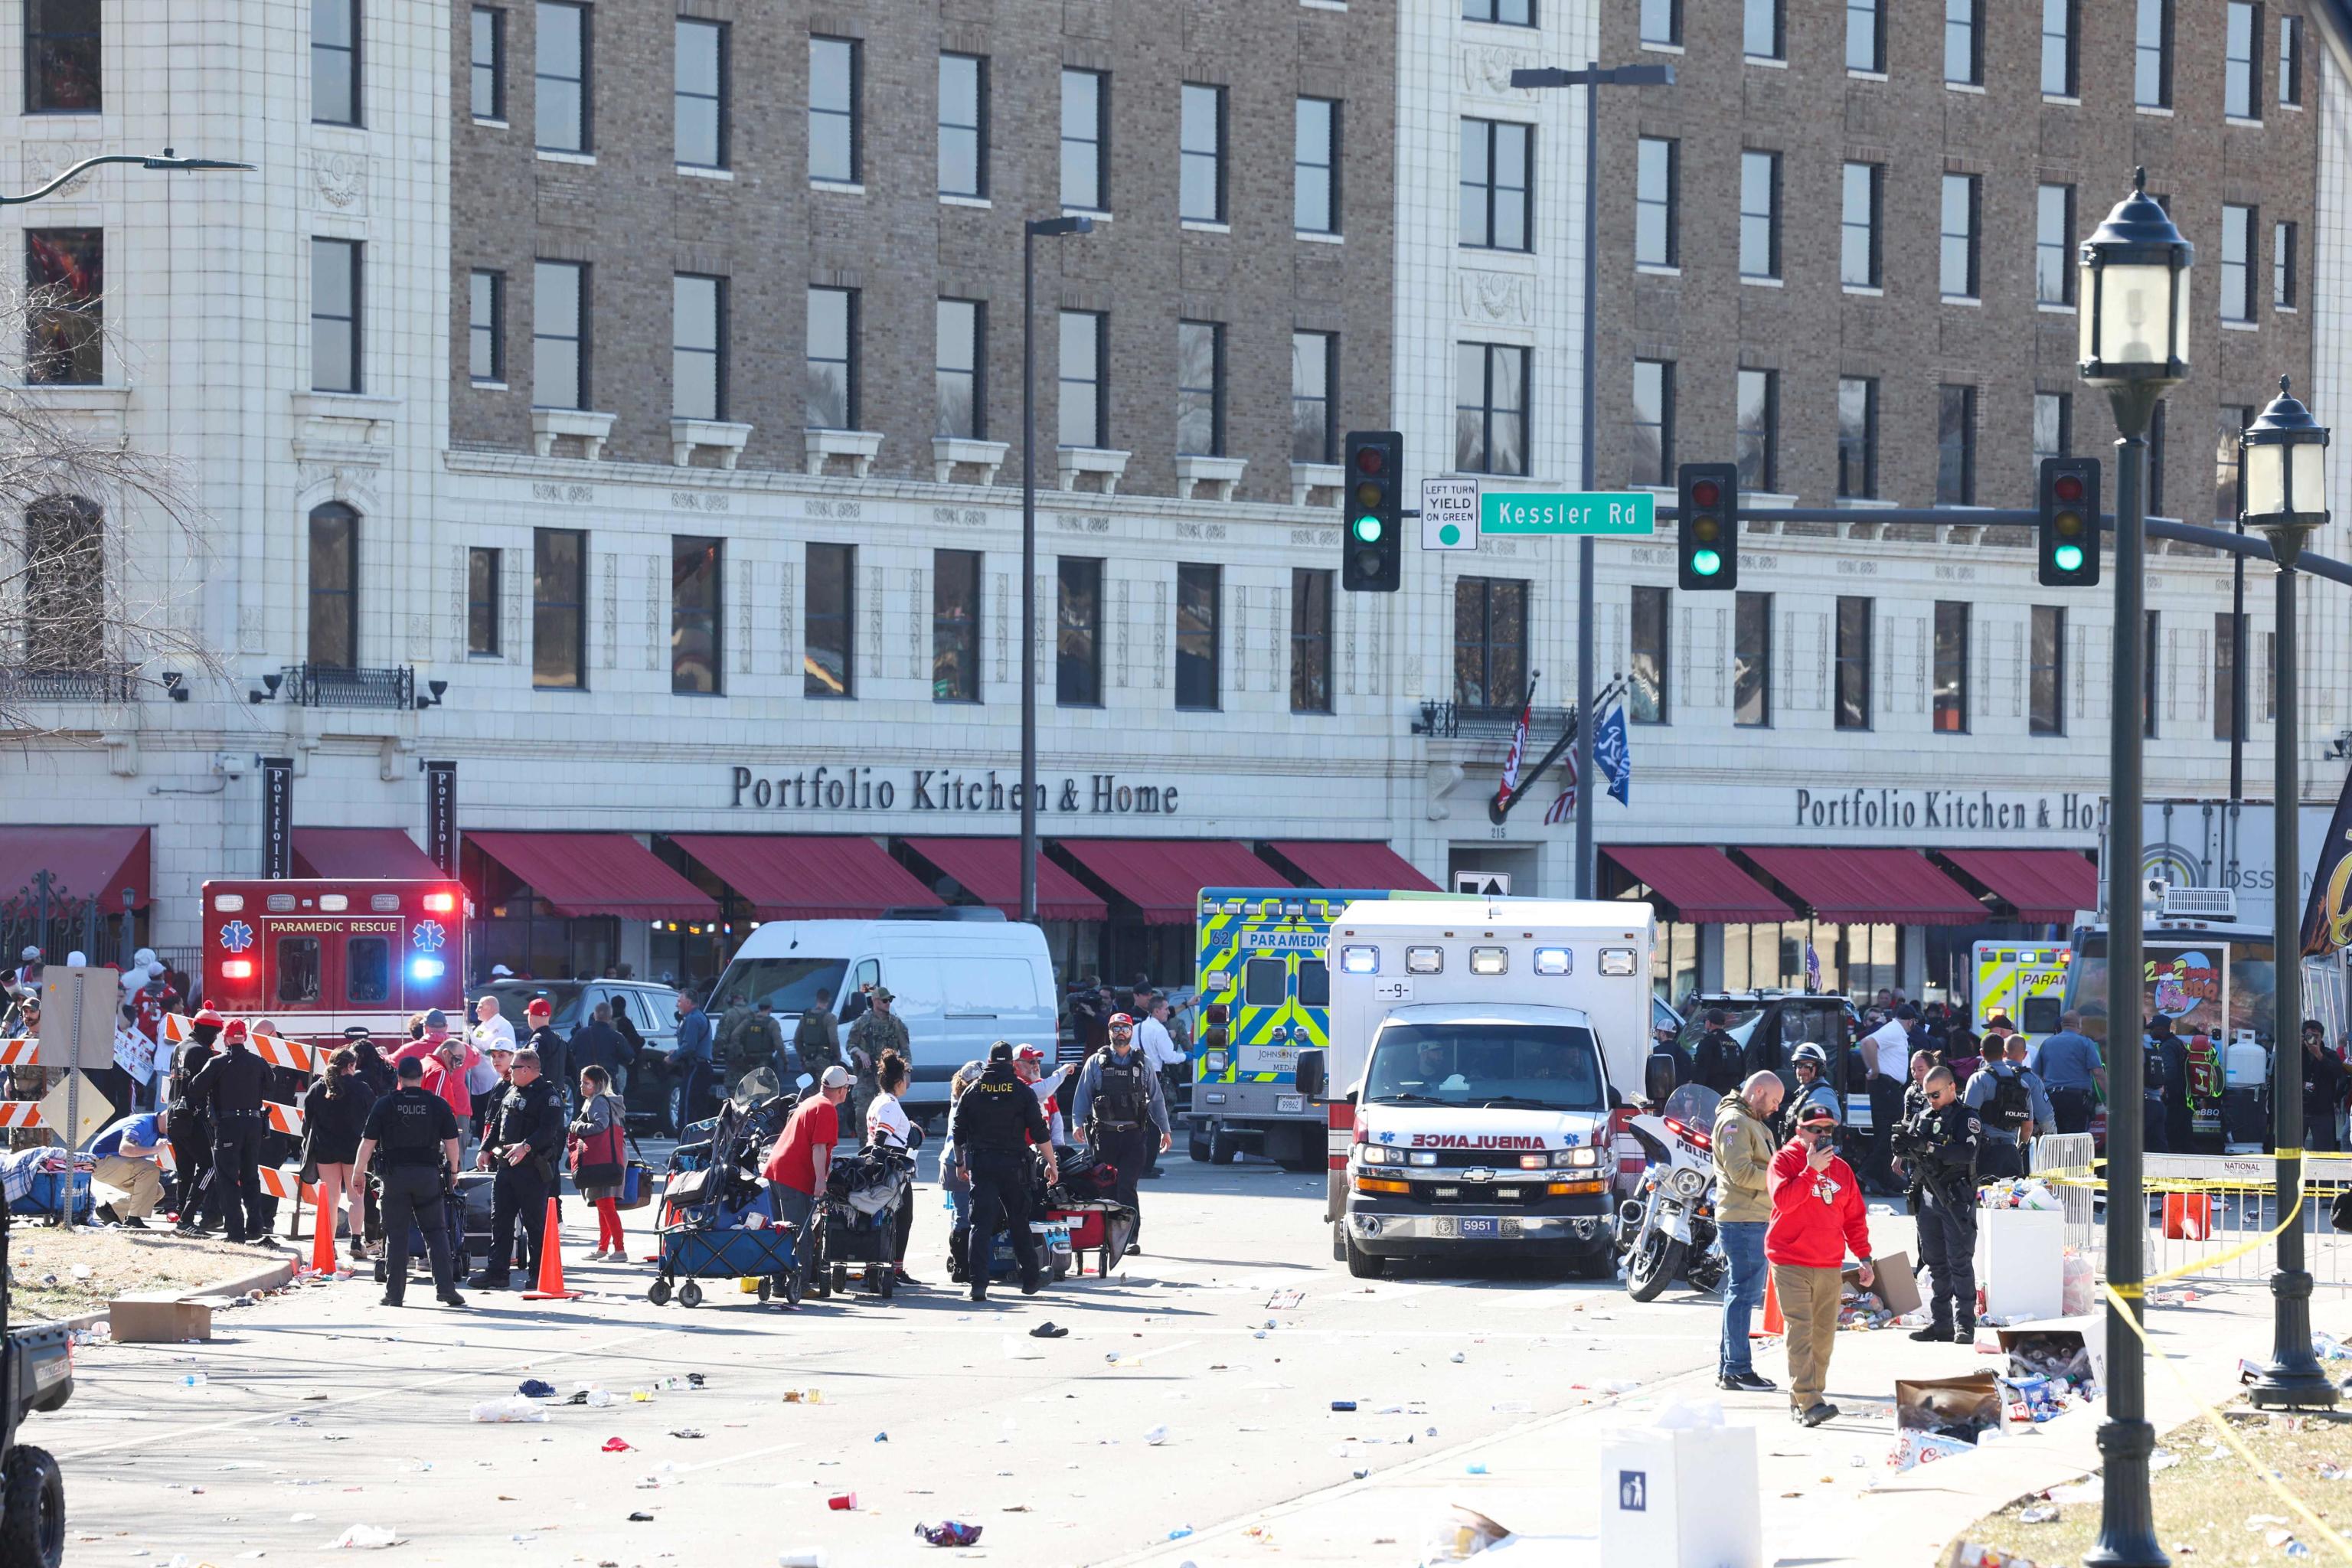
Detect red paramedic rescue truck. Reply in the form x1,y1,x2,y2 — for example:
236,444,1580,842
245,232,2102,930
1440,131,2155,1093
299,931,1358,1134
200,878,467,1043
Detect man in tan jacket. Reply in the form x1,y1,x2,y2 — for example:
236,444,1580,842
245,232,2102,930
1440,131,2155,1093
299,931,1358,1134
1712,1070,1785,1392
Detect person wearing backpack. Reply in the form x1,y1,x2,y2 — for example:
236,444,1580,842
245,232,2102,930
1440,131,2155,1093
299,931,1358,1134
1963,1040,2040,1179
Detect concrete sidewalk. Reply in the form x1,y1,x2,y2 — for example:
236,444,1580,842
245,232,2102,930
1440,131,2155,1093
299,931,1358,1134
1107,1282,2352,1567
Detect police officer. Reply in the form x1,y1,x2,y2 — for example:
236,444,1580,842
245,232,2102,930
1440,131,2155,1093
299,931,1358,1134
1690,1009,1746,1096
1896,1065,1981,1343
475,1046,564,1289
1783,1042,1841,1136
948,1041,1055,1303
353,1055,467,1308
185,1018,274,1246
168,1005,224,1230
1070,1014,1172,1251
1964,1038,2045,1180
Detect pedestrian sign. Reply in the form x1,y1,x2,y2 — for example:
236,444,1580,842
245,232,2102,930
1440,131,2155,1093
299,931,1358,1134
1422,479,1481,550
1481,492,1656,537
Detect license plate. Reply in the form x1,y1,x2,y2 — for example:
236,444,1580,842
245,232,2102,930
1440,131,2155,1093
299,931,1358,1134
1459,1217,1501,1238
1277,1095,1305,1114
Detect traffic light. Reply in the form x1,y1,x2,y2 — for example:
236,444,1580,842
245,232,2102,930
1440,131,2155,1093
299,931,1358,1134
2037,456,2102,587
1341,430,1403,592
1676,462,1738,591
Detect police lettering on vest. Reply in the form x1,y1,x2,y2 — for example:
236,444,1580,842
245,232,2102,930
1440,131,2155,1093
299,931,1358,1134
372,1087,457,1168
1988,1067,2034,1138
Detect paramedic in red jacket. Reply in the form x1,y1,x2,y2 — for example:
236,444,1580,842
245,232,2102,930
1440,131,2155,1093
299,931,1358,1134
1766,1102,1876,1429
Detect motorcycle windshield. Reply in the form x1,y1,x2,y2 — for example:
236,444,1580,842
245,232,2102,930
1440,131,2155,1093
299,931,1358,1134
1661,1084,1720,1127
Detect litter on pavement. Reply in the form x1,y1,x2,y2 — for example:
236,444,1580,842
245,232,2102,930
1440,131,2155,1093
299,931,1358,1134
916,1521,984,1547
469,1397,550,1424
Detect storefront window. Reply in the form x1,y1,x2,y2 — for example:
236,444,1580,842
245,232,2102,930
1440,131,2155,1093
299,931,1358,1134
461,840,616,982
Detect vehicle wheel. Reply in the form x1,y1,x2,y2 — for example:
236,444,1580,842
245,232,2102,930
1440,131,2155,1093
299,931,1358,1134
1331,1223,1347,1263
1209,1126,1240,1166
1343,1230,1386,1279
831,1263,848,1296
877,1266,896,1300
1570,1250,1619,1282
678,1279,704,1308
1187,1127,1214,1163
756,1277,773,1302
0,1444,64,1568
1624,1230,1687,1304
782,1266,803,1307
647,1279,672,1305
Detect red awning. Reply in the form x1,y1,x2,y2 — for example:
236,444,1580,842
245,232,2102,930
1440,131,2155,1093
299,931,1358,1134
668,835,940,921
292,828,444,881
1056,838,1289,925
466,831,714,921
1263,841,1442,892
1937,849,2099,924
1602,844,1796,925
900,838,1106,923
0,826,150,912
1741,846,1988,926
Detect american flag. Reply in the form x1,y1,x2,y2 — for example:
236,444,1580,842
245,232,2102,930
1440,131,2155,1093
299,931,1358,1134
1804,942,1822,994
1544,749,1577,825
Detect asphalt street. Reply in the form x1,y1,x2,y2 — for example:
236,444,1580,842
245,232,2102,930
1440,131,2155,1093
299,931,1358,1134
48,1150,1751,1566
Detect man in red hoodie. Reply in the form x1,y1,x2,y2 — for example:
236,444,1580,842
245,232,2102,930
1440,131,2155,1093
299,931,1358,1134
1766,1102,1875,1427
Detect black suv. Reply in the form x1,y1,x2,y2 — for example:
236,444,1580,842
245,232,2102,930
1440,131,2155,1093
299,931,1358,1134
0,1210,70,1566
1672,991,1864,1124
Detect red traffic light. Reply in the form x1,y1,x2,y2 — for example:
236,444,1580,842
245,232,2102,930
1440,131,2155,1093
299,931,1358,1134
2053,474,2085,503
1690,479,1720,508
1354,445,1385,475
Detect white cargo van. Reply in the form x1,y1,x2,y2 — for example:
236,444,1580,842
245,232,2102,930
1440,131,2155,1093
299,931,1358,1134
1295,897,1655,1278
704,910,1056,1112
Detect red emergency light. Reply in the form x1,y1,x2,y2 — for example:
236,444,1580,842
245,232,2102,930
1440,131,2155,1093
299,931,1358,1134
423,890,457,913
220,959,254,980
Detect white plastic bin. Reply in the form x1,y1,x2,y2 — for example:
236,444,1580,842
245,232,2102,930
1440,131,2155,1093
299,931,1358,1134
1598,1423,1761,1568
1973,1206,2065,1322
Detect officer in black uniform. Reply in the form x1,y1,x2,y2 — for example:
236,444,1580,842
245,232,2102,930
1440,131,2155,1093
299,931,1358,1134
1073,1015,1171,1246
475,1046,564,1289
353,1055,467,1308
1894,1065,1981,1343
949,1041,1056,1303
185,1018,274,1245
168,1006,224,1230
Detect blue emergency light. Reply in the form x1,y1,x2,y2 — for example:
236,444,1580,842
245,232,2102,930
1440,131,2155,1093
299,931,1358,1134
409,956,446,982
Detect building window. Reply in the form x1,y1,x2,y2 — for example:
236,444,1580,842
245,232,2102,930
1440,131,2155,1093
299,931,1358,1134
2036,184,2074,305
467,270,504,384
1460,119,1532,252
673,274,724,422
1630,585,1670,724
1631,359,1673,488
1060,68,1107,210
2143,609,2160,737
1176,563,1221,710
2030,606,2065,735
1735,368,1775,493
1177,320,1225,456
939,52,986,198
21,496,101,670
936,298,984,440
532,259,586,409
1635,137,1677,268
1940,174,1979,299
670,535,720,695
532,527,586,690
809,36,858,182
2135,0,2171,109
1739,151,1779,279
675,18,726,169
1847,0,1883,72
1944,0,1980,84
1837,377,1877,500
2220,204,2256,321
467,547,500,657
932,548,981,703
805,286,856,430
2281,15,2303,106
2274,220,2298,307
2041,0,2076,95
1840,162,1879,286
469,7,503,119
1291,568,1334,714
24,0,100,113
313,0,358,125
535,1,587,152
1640,0,1679,47
309,502,358,669
1744,0,1782,60
1466,0,1533,22
1058,309,1106,449
2216,404,2251,522
1455,343,1528,476
1834,596,1871,731
1180,83,1226,223
1937,384,1976,505
1057,557,1102,707
2034,391,2071,471
2226,2,2261,118
311,238,361,394
24,229,101,386
1292,331,1335,465
1733,591,1770,727
1295,97,1338,234
803,543,854,699
2214,611,2240,742
1453,577,1527,709
1933,600,1969,733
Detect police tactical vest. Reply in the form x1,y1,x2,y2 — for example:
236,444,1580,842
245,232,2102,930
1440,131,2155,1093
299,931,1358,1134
385,1091,444,1166
1095,1054,1148,1126
1988,1067,2034,1138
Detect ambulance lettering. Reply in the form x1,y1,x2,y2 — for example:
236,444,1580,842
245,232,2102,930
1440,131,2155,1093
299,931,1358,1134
1408,1133,1549,1150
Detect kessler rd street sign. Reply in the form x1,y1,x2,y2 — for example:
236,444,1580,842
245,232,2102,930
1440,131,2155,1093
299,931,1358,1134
1480,491,1656,536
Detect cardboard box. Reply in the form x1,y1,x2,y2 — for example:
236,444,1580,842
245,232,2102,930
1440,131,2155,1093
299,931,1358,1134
1893,1371,2003,1472
1598,1423,1762,1568
1845,1250,1923,1315
1995,1319,2106,1388
108,1292,212,1344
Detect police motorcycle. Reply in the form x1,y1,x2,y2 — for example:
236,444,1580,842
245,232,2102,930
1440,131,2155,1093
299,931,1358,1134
1614,1080,1726,1303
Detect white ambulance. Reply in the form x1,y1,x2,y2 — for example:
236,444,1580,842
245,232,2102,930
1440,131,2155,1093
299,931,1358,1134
1295,897,1656,1279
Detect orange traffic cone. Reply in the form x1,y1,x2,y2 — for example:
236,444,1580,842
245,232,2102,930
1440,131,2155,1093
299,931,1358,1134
521,1197,580,1301
309,1199,340,1278
1753,1269,1785,1338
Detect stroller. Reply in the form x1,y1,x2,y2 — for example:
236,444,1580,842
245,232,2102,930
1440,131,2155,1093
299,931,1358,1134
815,1142,917,1298
649,1091,806,1307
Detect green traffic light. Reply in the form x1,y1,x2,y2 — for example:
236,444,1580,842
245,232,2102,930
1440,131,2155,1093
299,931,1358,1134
1691,547,1722,577
1353,514,1384,544
2053,543,2084,573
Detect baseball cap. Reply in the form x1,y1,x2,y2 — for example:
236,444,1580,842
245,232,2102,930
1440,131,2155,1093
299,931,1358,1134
1014,1044,1045,1063
526,998,553,1018
987,1040,1014,1064
423,1008,449,1030
1107,1012,1135,1029
221,1018,250,1043
820,1063,853,1089
1796,1102,1838,1127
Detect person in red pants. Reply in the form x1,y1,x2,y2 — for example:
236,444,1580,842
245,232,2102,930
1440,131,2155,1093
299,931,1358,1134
570,1065,630,1259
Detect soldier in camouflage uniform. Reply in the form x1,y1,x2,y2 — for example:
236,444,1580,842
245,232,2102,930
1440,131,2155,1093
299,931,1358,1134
793,1001,841,1088
844,987,908,1141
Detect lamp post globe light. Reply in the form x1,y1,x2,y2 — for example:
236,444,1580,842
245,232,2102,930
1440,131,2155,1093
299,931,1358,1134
2077,167,2190,1568
2240,377,2339,1413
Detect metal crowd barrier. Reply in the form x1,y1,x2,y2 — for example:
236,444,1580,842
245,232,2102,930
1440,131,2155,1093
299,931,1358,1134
2028,1144,2351,1291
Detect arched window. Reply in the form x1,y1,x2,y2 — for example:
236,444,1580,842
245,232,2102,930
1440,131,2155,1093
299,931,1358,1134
22,495,103,669
308,502,358,668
